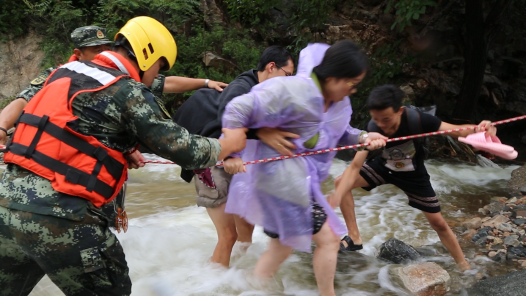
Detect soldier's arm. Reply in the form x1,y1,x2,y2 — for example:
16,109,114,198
17,67,55,102
117,83,244,170
0,68,54,144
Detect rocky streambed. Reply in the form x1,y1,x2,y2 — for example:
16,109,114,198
461,195,526,264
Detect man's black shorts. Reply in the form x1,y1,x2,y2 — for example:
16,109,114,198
359,159,441,213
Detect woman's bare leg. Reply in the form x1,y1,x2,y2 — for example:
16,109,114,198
312,222,340,296
254,238,292,278
206,203,237,267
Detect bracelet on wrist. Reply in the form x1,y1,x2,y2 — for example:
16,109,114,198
204,79,210,88
0,127,7,135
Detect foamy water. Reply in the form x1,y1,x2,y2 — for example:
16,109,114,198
26,155,518,295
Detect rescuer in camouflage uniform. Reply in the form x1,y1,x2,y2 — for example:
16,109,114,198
0,17,246,296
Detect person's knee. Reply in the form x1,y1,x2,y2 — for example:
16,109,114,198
429,216,449,232
218,227,238,245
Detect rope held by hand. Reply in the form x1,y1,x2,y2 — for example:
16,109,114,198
2,115,524,166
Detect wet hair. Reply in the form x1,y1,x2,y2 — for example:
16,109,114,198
313,40,368,82
256,45,293,71
366,84,405,112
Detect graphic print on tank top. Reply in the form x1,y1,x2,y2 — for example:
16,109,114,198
381,140,416,172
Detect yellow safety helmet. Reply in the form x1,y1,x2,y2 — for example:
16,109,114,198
115,16,177,71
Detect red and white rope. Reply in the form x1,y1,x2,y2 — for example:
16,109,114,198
145,114,526,166
2,115,525,166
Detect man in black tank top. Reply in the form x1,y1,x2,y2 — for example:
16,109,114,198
332,85,497,271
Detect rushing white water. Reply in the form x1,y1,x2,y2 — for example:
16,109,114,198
26,155,518,296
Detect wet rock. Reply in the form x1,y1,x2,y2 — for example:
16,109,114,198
513,218,526,225
488,236,503,245
498,223,514,232
479,208,489,215
475,236,489,246
415,246,439,257
466,270,526,296
377,238,421,264
389,262,450,296
472,231,488,243
520,187,526,195
503,235,520,247
512,209,526,219
508,164,526,195
462,229,478,241
508,246,526,258
461,217,482,230
488,244,503,251
489,250,507,262
486,202,505,215
481,215,509,228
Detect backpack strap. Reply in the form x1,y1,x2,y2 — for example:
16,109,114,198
405,107,423,144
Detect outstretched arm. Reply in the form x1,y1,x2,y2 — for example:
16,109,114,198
439,120,496,138
118,84,245,170
327,151,369,208
163,76,228,93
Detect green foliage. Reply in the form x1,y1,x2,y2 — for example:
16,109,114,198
0,0,29,39
169,25,263,81
385,0,437,32
162,24,265,113
224,0,280,26
224,0,340,54
94,0,200,37
0,96,17,109
350,40,416,127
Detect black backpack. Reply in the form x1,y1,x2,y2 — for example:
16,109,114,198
366,105,436,160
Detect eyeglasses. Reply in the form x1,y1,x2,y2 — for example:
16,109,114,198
346,81,360,90
278,67,292,77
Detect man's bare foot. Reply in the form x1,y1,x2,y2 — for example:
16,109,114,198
458,260,472,271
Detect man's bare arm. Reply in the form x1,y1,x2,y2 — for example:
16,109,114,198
0,98,27,144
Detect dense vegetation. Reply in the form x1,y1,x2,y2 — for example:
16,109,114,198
0,0,524,126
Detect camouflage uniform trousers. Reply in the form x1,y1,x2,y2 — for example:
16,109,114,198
0,206,131,296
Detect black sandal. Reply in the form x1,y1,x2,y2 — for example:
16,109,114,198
339,235,363,252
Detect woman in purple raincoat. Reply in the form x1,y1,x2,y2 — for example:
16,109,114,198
222,40,386,296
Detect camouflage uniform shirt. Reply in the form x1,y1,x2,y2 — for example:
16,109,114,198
17,68,166,101
1,67,219,221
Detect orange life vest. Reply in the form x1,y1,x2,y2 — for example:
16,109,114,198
4,51,141,207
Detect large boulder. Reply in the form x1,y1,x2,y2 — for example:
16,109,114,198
377,238,421,264
200,0,225,27
466,270,526,296
389,262,451,296
508,164,526,195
